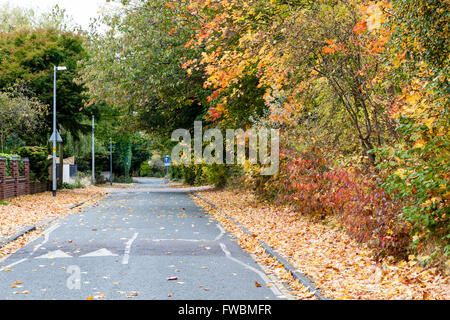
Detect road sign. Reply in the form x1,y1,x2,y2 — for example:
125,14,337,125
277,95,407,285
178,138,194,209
164,156,171,167
49,130,63,143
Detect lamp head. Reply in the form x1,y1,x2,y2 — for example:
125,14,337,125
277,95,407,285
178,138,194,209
56,66,67,71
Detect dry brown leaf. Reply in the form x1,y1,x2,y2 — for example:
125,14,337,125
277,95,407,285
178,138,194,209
191,190,450,300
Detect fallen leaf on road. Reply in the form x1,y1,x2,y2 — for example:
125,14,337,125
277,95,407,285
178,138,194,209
167,276,178,281
255,281,262,287
86,296,94,300
192,190,450,300
0,187,105,259
126,291,139,298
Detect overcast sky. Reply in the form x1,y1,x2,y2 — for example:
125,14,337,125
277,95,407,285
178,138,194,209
0,0,118,30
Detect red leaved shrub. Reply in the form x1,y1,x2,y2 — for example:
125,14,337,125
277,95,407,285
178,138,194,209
256,147,411,259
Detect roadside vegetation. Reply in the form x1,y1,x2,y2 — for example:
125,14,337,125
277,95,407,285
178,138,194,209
0,0,448,292
80,0,449,271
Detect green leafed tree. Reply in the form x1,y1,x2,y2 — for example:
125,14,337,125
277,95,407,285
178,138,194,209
0,26,94,143
0,87,46,152
80,0,209,136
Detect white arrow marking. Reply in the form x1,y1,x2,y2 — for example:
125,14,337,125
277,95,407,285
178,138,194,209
80,248,118,258
31,223,60,256
36,250,72,259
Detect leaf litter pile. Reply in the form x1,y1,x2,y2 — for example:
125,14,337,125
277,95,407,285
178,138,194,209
0,186,105,257
191,189,449,300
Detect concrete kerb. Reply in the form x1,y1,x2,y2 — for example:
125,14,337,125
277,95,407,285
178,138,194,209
190,191,331,301
67,193,103,209
0,192,106,250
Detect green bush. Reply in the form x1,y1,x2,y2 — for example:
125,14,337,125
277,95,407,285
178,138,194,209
0,153,20,177
140,160,167,177
152,171,166,178
62,181,85,190
169,165,183,181
203,164,228,188
377,119,450,258
181,164,201,185
180,163,228,187
114,175,133,183
16,146,50,182
140,161,152,176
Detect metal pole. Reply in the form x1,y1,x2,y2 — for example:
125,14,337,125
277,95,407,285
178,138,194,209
92,114,95,185
110,137,113,186
52,66,57,197
165,155,169,183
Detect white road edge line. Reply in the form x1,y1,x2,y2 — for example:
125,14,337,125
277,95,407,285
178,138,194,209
122,232,138,265
148,238,218,242
219,243,283,297
0,258,28,272
214,223,226,241
0,222,61,265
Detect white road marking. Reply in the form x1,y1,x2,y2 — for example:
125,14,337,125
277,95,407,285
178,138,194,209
214,223,226,241
31,223,61,256
122,232,138,264
80,248,118,258
219,243,283,297
36,250,72,259
0,258,28,271
149,238,211,242
0,222,61,265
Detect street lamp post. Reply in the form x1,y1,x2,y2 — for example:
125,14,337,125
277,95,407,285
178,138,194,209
92,114,95,186
52,66,66,197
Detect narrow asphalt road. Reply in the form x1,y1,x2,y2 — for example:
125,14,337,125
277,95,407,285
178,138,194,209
0,178,287,300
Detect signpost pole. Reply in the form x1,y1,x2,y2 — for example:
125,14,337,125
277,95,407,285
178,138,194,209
52,66,57,196
110,137,113,186
164,155,171,184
